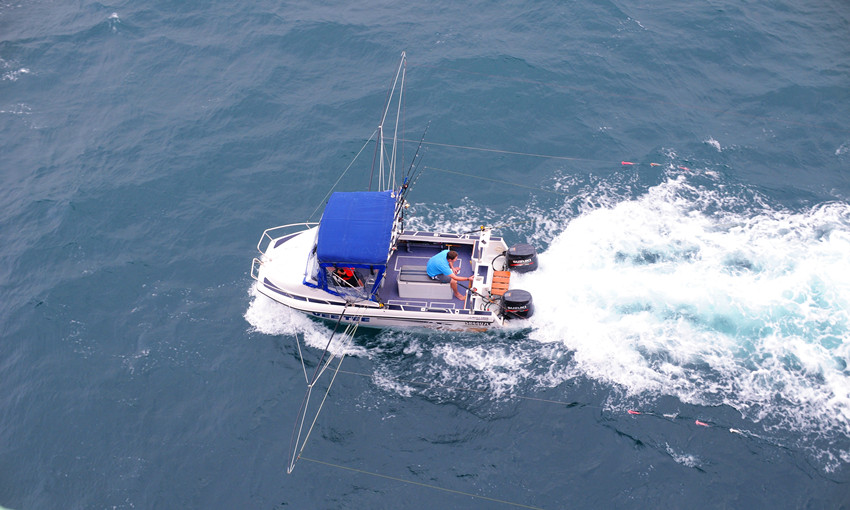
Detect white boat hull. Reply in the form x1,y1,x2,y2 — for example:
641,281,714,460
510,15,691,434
251,225,511,330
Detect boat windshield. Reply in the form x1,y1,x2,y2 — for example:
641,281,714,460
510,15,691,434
322,266,379,302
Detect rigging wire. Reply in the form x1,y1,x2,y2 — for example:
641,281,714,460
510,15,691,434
287,306,361,474
309,129,378,221
371,51,407,191
390,57,405,192
289,307,310,384
296,325,356,458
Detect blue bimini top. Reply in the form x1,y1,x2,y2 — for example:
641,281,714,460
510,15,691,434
316,191,395,266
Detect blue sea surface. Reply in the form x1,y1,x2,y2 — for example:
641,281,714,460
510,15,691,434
2,1,849,508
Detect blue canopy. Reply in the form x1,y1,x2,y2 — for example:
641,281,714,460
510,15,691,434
317,191,395,266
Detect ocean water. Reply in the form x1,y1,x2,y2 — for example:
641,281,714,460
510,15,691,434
2,0,849,508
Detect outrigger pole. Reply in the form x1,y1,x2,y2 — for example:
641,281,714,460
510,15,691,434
369,51,406,192
287,307,361,474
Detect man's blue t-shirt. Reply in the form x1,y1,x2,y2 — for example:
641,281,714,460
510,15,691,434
426,250,453,278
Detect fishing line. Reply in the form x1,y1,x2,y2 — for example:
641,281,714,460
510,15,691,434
309,129,378,221
412,63,850,134
334,368,767,439
463,219,536,235
398,138,610,163
425,165,572,196
298,456,548,510
339,368,590,407
396,139,687,170
284,350,773,494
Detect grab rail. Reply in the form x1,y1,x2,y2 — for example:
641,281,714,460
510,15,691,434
250,258,262,281
256,222,318,256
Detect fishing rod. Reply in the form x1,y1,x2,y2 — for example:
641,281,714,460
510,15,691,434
395,159,428,234
398,123,430,205
400,157,431,208
407,158,427,192
394,123,430,232
402,152,426,201
402,121,430,185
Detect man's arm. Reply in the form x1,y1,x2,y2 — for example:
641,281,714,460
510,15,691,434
449,272,473,282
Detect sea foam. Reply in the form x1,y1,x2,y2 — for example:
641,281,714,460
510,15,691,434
245,167,850,470
517,172,850,469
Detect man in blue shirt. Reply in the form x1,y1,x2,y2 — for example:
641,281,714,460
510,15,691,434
426,249,474,301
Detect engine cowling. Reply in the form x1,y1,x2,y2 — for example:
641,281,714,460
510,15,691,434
502,289,534,319
506,243,538,273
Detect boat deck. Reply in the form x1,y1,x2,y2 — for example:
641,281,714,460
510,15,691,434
377,241,475,310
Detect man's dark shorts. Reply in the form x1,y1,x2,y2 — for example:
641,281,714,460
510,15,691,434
431,273,451,283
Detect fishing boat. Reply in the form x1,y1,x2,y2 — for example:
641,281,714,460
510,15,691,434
249,53,538,330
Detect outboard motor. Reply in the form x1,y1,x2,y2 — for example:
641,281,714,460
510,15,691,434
501,289,534,319
506,243,538,273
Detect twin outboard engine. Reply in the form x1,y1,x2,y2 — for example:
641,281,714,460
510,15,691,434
501,243,539,320
506,243,538,273
501,289,534,319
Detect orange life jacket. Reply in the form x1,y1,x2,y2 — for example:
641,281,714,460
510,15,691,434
335,268,354,279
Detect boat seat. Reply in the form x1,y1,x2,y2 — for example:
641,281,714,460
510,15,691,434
397,265,452,299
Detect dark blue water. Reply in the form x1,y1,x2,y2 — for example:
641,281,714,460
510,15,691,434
2,1,849,508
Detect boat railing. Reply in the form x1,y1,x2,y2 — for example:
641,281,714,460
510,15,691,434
257,222,318,256
399,230,489,241
250,257,262,281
